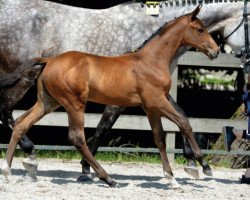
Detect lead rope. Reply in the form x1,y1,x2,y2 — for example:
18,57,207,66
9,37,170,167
240,0,250,130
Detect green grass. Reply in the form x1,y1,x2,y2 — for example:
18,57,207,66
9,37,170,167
0,150,233,168
174,155,187,165
0,149,162,164
0,149,181,164
210,157,233,168
96,152,161,163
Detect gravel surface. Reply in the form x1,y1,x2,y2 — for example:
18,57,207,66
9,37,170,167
0,158,249,200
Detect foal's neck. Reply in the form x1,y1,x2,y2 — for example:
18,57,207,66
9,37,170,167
138,21,185,68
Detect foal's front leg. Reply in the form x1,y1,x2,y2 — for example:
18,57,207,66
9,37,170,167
153,95,212,176
144,109,180,189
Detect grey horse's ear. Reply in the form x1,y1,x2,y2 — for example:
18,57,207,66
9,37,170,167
191,5,202,21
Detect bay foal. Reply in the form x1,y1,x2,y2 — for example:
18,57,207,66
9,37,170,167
1,6,219,188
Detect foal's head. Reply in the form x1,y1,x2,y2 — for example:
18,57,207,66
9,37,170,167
181,6,220,59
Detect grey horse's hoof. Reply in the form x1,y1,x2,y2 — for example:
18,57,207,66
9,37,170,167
22,156,38,175
24,172,38,182
184,166,199,179
203,168,213,176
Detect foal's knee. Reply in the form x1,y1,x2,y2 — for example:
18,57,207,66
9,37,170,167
68,130,85,150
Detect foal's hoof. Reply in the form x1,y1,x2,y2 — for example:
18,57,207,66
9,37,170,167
101,177,117,188
171,181,181,190
77,174,93,182
108,179,117,188
184,166,199,179
1,159,11,183
203,167,213,176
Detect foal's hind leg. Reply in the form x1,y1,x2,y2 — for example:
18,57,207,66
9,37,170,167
151,96,212,177
144,109,180,189
1,102,48,183
1,111,37,178
1,77,59,183
66,104,116,187
79,105,126,181
0,109,35,154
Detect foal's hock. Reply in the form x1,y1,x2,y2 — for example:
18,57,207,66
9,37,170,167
1,6,219,189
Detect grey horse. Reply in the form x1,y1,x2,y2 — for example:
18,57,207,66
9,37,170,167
0,0,248,181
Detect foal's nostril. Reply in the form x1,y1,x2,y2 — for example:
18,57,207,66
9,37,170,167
216,50,220,57
212,49,220,58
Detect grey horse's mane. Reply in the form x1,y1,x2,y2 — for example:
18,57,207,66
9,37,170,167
124,0,239,54
120,0,238,9
137,0,238,7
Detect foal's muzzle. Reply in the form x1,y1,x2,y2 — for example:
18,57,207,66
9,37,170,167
208,49,220,60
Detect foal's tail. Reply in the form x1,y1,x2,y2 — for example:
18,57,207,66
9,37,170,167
0,57,48,87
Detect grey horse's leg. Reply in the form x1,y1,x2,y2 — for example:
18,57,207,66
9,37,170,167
78,105,126,181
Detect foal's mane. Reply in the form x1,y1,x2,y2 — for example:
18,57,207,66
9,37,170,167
127,13,191,53
135,17,184,51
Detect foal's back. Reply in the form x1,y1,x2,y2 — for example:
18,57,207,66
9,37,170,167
42,51,143,107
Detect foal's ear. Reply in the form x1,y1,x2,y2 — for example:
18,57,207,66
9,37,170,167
191,5,202,21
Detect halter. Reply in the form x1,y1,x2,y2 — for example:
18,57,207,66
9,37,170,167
227,0,250,73
232,0,250,130
218,0,250,129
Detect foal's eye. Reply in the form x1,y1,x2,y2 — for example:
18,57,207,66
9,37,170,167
198,28,204,33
